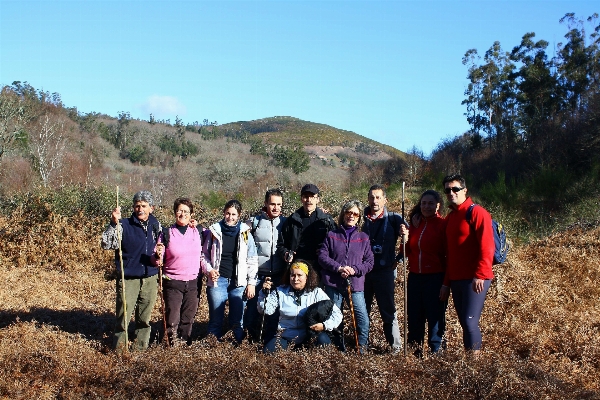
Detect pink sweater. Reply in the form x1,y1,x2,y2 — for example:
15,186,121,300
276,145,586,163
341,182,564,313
162,225,204,281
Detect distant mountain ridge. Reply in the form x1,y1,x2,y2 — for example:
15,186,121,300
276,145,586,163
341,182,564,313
220,116,404,158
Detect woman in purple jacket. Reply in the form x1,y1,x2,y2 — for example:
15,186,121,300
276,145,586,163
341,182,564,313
318,200,374,352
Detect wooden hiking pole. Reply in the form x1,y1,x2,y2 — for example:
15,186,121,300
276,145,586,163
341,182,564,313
402,182,407,356
346,278,360,353
116,186,128,351
158,260,170,347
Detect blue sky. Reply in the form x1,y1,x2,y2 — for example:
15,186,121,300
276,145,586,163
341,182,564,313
1,1,597,155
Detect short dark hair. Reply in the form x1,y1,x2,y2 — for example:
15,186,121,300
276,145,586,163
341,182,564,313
368,184,386,197
264,188,283,203
173,197,194,214
282,259,320,292
338,200,363,227
408,189,443,222
223,199,242,214
442,174,466,188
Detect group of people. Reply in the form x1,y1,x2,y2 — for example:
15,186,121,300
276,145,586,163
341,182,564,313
102,174,495,357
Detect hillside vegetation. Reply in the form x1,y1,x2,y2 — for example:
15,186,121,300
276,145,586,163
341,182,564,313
0,85,403,213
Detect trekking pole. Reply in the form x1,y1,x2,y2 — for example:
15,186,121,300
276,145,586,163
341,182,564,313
402,181,407,356
258,277,271,344
116,186,128,352
158,262,170,347
346,278,360,353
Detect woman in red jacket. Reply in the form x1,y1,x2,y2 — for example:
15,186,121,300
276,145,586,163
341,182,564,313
404,189,447,356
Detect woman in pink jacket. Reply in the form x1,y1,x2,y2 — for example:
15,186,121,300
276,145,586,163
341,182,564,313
156,198,205,345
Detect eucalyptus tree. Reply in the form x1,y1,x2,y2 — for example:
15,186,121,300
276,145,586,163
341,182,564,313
557,13,600,111
462,41,518,152
510,32,561,143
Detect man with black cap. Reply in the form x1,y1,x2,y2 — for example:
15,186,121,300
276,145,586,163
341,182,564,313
277,184,336,273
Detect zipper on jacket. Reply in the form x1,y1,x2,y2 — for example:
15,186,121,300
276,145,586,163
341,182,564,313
417,219,428,273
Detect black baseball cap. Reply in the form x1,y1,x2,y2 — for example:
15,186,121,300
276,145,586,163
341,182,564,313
301,184,320,195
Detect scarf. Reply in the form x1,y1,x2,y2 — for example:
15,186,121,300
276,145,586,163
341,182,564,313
220,220,240,237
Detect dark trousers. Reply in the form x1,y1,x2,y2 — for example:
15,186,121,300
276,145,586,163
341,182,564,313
450,279,492,350
407,272,447,354
163,277,200,343
244,273,282,344
364,268,402,349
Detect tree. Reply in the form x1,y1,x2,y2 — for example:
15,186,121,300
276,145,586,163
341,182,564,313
510,32,561,141
31,114,67,187
404,146,426,186
175,115,185,138
557,13,600,110
0,86,34,161
271,145,310,174
462,42,518,151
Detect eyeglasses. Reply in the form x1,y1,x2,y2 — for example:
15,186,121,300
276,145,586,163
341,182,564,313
176,210,191,215
444,187,464,194
345,211,360,218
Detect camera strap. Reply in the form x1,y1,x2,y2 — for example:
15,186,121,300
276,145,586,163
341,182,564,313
366,213,389,246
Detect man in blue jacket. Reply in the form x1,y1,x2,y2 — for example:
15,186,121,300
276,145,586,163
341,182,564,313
102,190,161,352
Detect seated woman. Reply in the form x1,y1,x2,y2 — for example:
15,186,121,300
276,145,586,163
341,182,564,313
155,197,205,345
257,260,342,353
203,199,258,344
318,200,374,352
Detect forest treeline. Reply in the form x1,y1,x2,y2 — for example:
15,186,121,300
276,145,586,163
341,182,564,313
0,12,598,239
426,13,600,208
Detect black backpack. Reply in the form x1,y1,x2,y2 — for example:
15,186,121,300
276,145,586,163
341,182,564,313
466,204,509,265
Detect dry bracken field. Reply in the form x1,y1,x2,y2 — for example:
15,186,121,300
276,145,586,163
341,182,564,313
0,212,599,399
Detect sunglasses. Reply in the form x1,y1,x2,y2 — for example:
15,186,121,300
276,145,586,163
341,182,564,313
345,211,360,218
444,186,464,194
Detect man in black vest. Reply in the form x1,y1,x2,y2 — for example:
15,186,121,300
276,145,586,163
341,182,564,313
102,190,161,352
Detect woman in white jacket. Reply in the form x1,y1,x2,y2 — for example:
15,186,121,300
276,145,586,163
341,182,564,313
203,200,258,343
258,260,342,353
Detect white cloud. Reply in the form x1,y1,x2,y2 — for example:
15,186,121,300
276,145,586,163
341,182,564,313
139,95,187,119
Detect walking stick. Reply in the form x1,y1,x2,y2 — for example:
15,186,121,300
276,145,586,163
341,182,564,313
402,182,407,356
116,186,128,352
346,278,360,353
158,263,170,347
258,277,271,344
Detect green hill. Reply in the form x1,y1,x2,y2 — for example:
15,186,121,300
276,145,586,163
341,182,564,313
220,116,405,158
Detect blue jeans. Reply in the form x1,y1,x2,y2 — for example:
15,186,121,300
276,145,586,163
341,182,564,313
364,268,402,349
206,276,246,343
264,332,332,354
450,279,492,350
244,274,281,344
324,285,370,351
407,272,447,354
